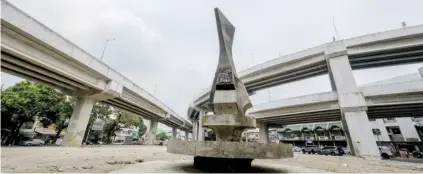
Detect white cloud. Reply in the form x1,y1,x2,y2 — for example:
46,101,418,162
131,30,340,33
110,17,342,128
2,0,423,130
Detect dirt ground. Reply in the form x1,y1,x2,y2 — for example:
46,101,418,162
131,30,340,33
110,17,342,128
1,145,422,173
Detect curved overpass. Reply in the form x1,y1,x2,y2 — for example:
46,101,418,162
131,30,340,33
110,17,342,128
1,0,191,146
188,24,423,119
248,72,423,125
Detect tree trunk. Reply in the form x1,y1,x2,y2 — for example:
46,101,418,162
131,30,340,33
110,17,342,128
53,127,64,144
10,122,24,145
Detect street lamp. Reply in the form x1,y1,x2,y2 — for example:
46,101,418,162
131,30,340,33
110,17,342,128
248,49,255,65
100,38,115,60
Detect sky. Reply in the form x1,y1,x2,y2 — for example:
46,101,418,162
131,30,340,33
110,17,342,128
2,0,423,131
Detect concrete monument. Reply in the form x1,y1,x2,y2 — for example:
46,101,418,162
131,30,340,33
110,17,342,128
167,8,293,172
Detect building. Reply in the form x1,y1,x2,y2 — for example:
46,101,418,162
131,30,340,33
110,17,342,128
114,127,134,145
277,117,422,152
18,118,60,144
241,128,259,142
278,121,347,147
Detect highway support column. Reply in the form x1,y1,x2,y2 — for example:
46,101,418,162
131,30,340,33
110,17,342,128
325,41,380,159
172,127,178,140
197,111,205,141
146,120,158,145
185,131,190,140
259,122,269,143
62,97,95,147
192,121,198,140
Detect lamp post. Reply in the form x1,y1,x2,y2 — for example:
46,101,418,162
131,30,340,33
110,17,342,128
100,38,115,60
249,49,255,65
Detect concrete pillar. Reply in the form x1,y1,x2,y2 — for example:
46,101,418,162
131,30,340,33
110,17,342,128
197,111,205,141
192,121,198,140
185,131,189,140
325,41,380,159
62,97,95,147
146,120,158,145
172,127,177,140
259,123,269,143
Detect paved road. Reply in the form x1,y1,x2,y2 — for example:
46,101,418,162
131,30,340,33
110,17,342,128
2,146,423,173
388,157,423,164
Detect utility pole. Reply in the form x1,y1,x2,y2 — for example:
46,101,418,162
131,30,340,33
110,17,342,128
249,49,255,65
401,21,407,28
332,17,341,41
153,84,158,96
100,38,115,60
268,89,271,102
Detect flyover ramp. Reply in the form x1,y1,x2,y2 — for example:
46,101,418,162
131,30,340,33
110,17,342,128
189,24,423,114
248,73,423,125
0,0,191,132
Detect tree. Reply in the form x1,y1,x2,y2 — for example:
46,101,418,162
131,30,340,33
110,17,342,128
118,111,140,128
50,99,73,143
102,118,120,144
83,102,112,143
156,131,169,141
1,81,67,144
138,118,147,138
100,109,148,144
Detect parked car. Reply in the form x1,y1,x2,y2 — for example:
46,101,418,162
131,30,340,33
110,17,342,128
379,146,394,159
342,147,351,155
412,151,423,158
19,139,44,146
292,146,302,152
302,145,320,154
154,139,164,146
320,146,344,156
113,140,124,145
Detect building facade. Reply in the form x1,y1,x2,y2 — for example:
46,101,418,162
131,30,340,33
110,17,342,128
277,117,422,152
114,127,134,145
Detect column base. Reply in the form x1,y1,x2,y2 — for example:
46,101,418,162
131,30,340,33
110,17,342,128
193,156,253,172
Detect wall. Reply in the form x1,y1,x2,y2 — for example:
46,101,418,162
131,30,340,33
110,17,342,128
369,119,391,141
397,117,421,142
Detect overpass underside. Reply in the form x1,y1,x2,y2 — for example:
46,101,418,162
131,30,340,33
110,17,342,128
255,103,423,126
1,0,192,147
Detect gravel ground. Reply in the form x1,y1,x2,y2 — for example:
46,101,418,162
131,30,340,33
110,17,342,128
1,145,422,173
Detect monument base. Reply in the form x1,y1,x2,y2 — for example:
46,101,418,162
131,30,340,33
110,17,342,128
194,156,253,172
167,140,293,159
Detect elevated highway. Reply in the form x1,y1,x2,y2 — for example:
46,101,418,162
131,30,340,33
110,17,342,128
248,72,423,125
1,0,191,146
187,20,423,158
189,24,423,116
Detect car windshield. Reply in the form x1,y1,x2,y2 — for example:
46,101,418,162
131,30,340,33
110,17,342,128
380,147,390,151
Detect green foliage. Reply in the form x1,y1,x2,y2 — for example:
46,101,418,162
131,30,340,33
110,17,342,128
90,102,112,123
101,109,148,144
117,111,140,128
1,81,68,144
83,102,112,143
50,99,74,143
138,121,147,137
102,118,120,144
156,131,169,141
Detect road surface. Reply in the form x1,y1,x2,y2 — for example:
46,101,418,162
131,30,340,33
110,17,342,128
1,145,422,173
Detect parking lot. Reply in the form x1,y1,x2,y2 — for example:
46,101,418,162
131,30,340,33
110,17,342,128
1,145,422,173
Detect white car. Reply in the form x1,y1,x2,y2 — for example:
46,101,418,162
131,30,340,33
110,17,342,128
292,146,302,152
113,140,124,145
19,139,44,146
